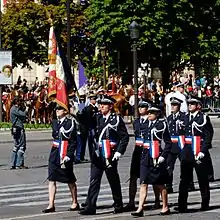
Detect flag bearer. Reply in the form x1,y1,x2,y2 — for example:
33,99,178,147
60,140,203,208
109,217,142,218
42,104,79,213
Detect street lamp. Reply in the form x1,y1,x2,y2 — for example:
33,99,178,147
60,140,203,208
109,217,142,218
141,63,150,99
129,21,139,119
100,46,107,90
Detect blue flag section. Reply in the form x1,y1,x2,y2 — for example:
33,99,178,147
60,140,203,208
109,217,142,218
78,61,87,88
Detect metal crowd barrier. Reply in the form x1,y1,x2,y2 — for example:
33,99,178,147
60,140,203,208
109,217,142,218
201,96,220,116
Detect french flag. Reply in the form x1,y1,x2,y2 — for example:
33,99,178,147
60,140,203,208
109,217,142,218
59,140,68,162
135,138,144,146
185,136,192,144
171,136,179,143
150,141,160,159
178,135,185,150
192,136,201,157
101,140,112,159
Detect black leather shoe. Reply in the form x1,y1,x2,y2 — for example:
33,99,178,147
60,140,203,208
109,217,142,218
123,204,136,212
81,202,87,208
167,187,174,194
131,210,144,217
208,175,215,182
200,205,210,211
68,203,80,211
17,165,29,169
174,206,188,213
113,205,123,214
160,209,170,215
79,208,96,215
10,166,16,170
188,183,195,191
42,207,55,213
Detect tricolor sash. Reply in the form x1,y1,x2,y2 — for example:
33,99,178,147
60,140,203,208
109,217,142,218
99,139,116,159
52,140,60,148
143,141,151,149
192,136,201,157
171,135,185,150
59,140,68,162
135,138,144,146
149,141,160,159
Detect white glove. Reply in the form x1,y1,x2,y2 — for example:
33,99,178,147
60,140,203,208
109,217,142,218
61,156,70,164
157,156,165,164
112,152,121,161
196,152,205,160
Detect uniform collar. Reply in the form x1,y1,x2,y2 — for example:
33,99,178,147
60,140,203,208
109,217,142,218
140,115,148,123
190,111,199,118
58,116,66,124
103,112,111,122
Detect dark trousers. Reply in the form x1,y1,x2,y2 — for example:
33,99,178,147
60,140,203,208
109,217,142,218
86,163,123,210
80,130,88,161
206,150,214,178
178,158,210,209
88,130,95,160
167,152,180,188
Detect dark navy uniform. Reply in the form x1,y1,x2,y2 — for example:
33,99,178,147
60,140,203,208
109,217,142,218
166,111,185,189
80,102,99,160
48,117,77,183
140,118,172,185
130,117,148,178
81,112,129,214
178,111,212,211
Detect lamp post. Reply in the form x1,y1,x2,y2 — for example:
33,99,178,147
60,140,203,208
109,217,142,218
129,21,139,119
100,46,107,90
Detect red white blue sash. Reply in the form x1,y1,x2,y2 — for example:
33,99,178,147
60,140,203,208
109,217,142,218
52,140,60,148
192,136,201,157
149,141,160,159
143,141,151,149
99,140,116,159
59,140,68,161
171,135,185,150
135,138,144,146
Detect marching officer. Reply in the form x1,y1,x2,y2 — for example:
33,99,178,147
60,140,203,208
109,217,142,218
175,96,213,212
79,95,129,215
80,93,99,161
10,97,28,169
166,97,186,193
125,99,160,211
131,106,172,217
42,105,79,213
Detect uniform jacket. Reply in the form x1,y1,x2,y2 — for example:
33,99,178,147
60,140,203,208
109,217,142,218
51,117,77,164
181,111,213,161
96,112,129,156
167,111,185,153
141,118,172,160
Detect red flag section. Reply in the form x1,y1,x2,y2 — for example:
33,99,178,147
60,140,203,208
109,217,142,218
48,26,72,111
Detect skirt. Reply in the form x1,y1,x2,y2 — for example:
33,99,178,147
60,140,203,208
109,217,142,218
140,161,169,185
130,147,142,178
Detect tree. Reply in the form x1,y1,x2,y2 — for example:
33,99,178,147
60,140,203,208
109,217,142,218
1,0,89,68
85,0,220,87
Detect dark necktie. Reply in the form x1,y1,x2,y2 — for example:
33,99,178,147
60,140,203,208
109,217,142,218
141,118,144,124
190,115,194,121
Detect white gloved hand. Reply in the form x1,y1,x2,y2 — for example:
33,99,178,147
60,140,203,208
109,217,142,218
61,156,70,164
112,152,121,161
196,152,205,160
157,156,165,164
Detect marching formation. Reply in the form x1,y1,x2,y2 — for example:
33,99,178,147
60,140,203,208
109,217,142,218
37,91,214,217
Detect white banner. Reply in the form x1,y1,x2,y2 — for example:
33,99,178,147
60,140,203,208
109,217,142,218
0,50,12,85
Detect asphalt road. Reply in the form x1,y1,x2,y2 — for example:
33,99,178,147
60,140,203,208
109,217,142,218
0,118,220,219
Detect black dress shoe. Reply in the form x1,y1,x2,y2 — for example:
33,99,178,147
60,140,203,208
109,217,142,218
113,205,123,214
42,207,55,213
79,208,96,215
68,203,80,211
131,210,144,217
167,187,174,194
208,175,215,182
17,165,29,169
200,205,210,211
123,204,136,212
160,209,170,215
10,166,16,170
188,183,195,191
81,202,87,208
174,206,188,213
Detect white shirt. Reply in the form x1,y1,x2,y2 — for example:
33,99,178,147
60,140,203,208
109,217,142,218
58,116,66,124
165,92,174,116
140,115,148,123
103,112,111,122
173,91,188,113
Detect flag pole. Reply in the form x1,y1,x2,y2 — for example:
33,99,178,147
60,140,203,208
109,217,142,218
0,0,3,122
